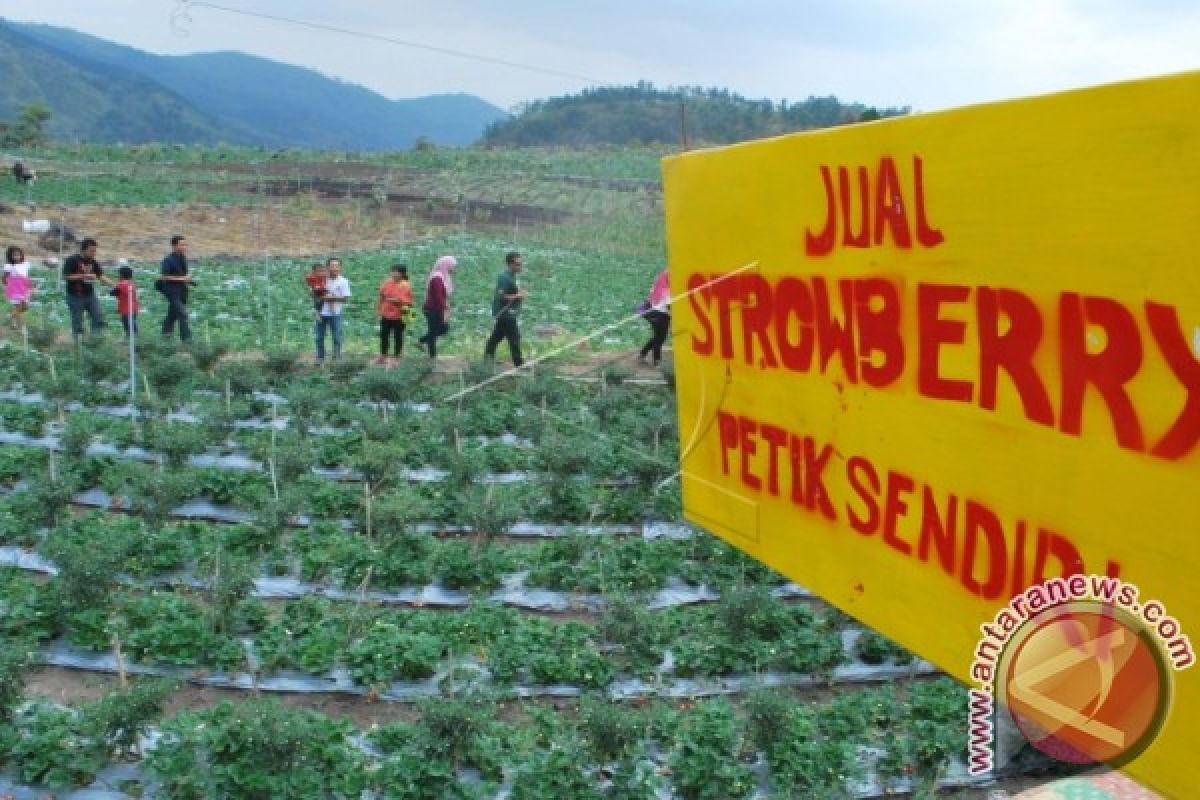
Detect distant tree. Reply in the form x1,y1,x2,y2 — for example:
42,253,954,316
0,104,53,147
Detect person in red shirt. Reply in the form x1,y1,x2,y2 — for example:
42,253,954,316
375,263,414,366
110,264,139,337
415,255,455,359
305,262,328,319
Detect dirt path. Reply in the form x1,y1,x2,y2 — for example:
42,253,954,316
3,203,447,264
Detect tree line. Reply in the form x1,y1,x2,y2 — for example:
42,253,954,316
1,104,51,148
481,83,909,147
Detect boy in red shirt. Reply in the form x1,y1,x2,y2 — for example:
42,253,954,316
110,264,139,337
306,262,328,319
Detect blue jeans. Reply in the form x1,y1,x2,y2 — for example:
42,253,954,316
315,314,343,360
66,294,104,335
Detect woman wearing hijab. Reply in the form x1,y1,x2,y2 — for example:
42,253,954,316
637,269,671,366
416,255,456,359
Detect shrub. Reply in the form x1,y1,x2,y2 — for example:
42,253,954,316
144,353,193,397
145,700,367,799
7,702,108,789
346,622,444,687
217,359,261,396
82,678,176,752
580,696,646,761
433,540,513,591
459,483,520,537
765,708,859,798
670,699,754,800
510,743,601,800
597,594,665,673
146,421,208,467
187,339,229,372
263,346,302,378
0,640,34,723
59,414,93,458
414,692,495,766
26,322,59,350
330,355,369,382
42,514,129,611
127,467,192,526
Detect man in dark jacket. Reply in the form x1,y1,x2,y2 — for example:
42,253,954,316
483,251,527,367
160,235,193,342
62,237,112,337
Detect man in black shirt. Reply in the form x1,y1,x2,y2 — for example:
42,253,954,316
160,234,193,342
483,251,527,367
62,237,112,337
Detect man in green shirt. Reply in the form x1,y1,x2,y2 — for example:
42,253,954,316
484,251,526,367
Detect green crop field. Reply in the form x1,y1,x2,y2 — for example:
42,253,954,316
0,143,1060,799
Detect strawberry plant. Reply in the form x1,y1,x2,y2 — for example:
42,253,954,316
81,677,176,753
0,568,63,642
263,346,302,378
254,598,355,675
488,618,612,688
216,359,262,396
42,512,129,611
459,483,521,538
510,742,602,800
854,628,916,665
433,539,515,591
187,339,230,373
146,700,368,799
146,421,209,466
118,592,246,671
346,620,444,686
0,637,33,723
371,746,460,800
670,699,755,800
5,702,108,789
59,414,93,459
294,524,375,586
127,466,193,526
597,594,666,673
144,353,194,398
763,706,859,798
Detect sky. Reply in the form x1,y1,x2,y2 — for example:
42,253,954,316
4,0,1198,112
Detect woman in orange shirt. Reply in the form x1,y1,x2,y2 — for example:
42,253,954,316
376,263,414,365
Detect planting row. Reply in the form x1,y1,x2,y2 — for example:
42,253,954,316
0,507,798,608
1,566,917,691
0,653,996,799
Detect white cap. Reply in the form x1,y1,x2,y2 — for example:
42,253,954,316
118,258,129,267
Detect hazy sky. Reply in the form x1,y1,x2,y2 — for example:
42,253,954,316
5,0,1198,111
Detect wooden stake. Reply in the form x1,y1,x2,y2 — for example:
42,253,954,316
364,480,373,542
111,631,128,688
268,457,279,502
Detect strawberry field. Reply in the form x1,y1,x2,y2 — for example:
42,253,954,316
0,146,1064,798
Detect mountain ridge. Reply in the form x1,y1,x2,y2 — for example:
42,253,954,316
2,20,509,149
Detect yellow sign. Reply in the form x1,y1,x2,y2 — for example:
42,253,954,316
662,71,1200,797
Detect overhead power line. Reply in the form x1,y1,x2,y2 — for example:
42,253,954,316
173,0,607,85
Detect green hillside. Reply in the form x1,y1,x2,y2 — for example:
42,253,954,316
483,83,908,147
9,21,508,149
0,22,235,145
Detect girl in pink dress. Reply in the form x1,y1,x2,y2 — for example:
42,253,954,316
3,246,33,332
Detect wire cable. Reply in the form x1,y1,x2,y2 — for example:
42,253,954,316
176,1,607,85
